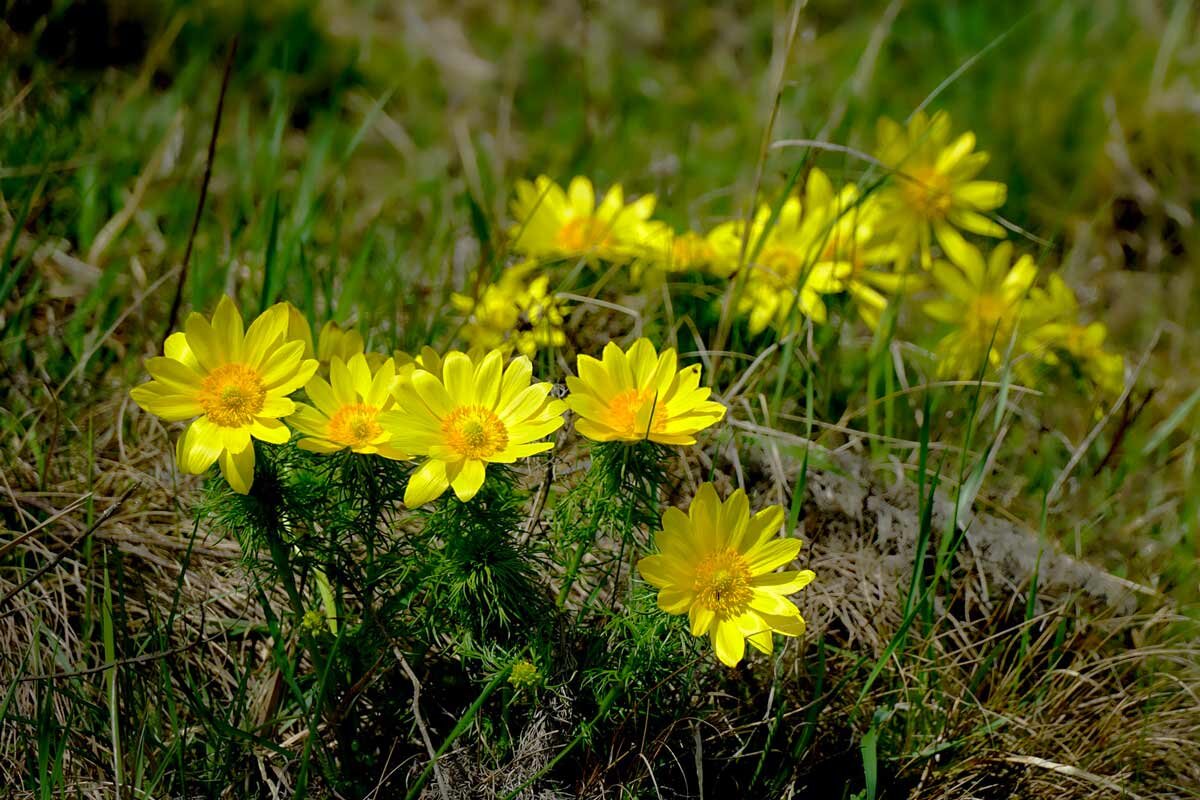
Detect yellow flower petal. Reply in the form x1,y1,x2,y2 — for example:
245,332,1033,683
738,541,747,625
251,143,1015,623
250,418,290,444
451,459,487,501
711,619,746,668
130,382,201,421
219,442,255,494
405,459,452,507
746,538,802,575
176,419,222,474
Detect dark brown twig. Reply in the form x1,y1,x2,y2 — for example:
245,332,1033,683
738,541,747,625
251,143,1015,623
161,36,239,345
396,649,451,800
1092,388,1155,476
19,631,222,682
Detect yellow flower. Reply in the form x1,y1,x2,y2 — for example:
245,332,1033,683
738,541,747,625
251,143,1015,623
708,174,856,333
510,175,657,262
564,338,725,445
383,350,566,506
638,484,815,668
283,303,377,371
452,262,569,358
796,171,911,329
393,345,449,381
317,321,367,365
874,110,1007,268
130,296,317,493
288,353,408,459
923,241,1038,378
1024,274,1125,395
284,302,316,355
632,225,731,283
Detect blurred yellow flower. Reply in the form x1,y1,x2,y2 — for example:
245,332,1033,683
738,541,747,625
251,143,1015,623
130,296,317,494
632,226,730,283
874,111,1007,268
1024,274,1125,395
452,263,569,358
638,484,814,668
797,171,911,329
383,350,565,506
283,303,380,370
288,353,408,459
510,175,657,262
393,345,444,378
318,321,368,365
564,338,725,445
923,241,1038,378
708,176,853,333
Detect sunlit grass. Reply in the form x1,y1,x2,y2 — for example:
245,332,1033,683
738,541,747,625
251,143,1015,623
1,1,1197,797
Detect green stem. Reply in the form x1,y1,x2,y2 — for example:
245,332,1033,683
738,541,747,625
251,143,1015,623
500,682,624,800
556,533,595,609
404,666,511,800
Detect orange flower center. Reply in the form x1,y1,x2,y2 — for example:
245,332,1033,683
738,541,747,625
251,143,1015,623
328,403,383,448
556,216,612,253
197,363,266,427
608,387,670,439
902,167,954,220
442,405,509,460
693,548,753,618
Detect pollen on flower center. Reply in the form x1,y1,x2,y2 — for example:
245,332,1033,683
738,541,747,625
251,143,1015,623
609,388,670,438
197,363,267,427
328,403,383,447
693,548,753,618
556,216,611,252
442,405,509,459
902,168,953,219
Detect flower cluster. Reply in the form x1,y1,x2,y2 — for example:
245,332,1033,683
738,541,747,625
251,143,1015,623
132,298,813,668
451,261,569,358
131,107,1134,675
506,112,1123,389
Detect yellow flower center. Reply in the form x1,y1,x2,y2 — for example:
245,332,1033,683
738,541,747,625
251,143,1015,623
758,247,805,285
1062,325,1087,353
442,405,509,459
671,234,713,269
971,292,1007,326
902,167,954,220
197,363,267,427
328,403,383,448
608,388,670,438
693,548,753,618
556,216,612,253
964,292,1013,342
